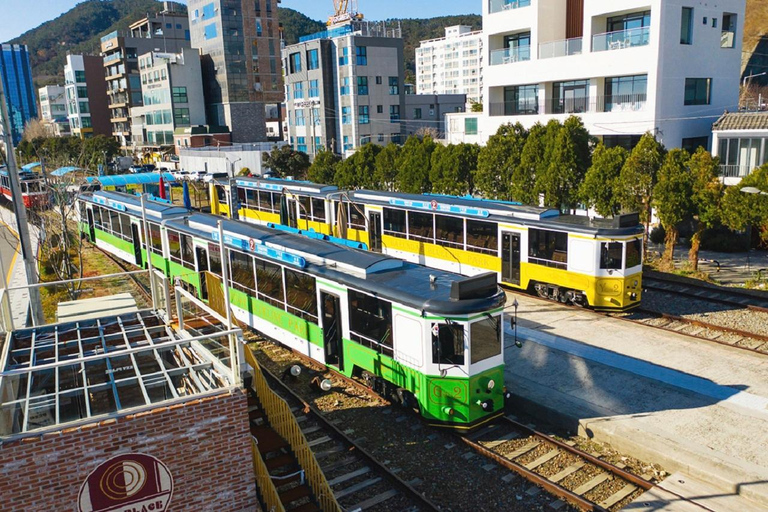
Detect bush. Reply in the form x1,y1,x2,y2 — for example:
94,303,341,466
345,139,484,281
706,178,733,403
649,225,666,244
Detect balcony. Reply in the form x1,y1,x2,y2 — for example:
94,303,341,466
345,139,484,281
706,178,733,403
489,0,531,15
538,37,583,59
489,93,647,117
720,164,755,178
489,45,531,66
103,52,123,65
489,100,539,117
593,26,650,52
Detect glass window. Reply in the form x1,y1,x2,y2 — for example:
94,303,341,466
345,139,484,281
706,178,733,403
342,106,351,125
255,258,284,307
383,208,406,238
348,289,393,357
180,234,194,269
528,228,568,269
551,80,589,114
390,105,400,122
290,52,302,73
258,191,275,212
435,215,464,249
356,46,367,66
338,46,349,66
502,84,538,115
684,78,712,105
721,13,736,48
340,77,351,96
230,250,255,293
408,211,434,242
681,7,694,44
600,242,623,270
293,82,304,99
167,229,182,264
388,77,399,95
309,79,319,97
413,108,422,120
465,117,478,135
174,108,190,126
358,105,369,124
311,198,326,222
208,242,222,276
357,76,368,95
432,323,465,365
77,86,88,99
203,22,218,40
285,269,317,322
348,203,366,230
604,75,647,112
148,223,163,254
471,316,502,364
307,49,319,70
295,109,306,126
607,11,651,32
626,239,642,268
466,220,498,255
172,87,188,103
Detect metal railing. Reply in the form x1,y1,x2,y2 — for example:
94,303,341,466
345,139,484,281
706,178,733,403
489,100,539,116
245,345,343,512
489,0,531,14
593,26,650,52
538,37,583,59
488,93,647,117
252,440,286,512
719,164,756,178
489,45,531,66
103,53,123,64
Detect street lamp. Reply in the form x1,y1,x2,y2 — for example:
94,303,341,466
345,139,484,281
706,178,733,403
224,156,242,220
742,72,767,88
508,298,521,349
740,186,768,196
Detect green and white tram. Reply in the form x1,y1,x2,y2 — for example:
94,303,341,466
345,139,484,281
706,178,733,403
78,191,509,430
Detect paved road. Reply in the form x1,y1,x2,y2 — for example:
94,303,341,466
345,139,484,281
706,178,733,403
0,222,19,286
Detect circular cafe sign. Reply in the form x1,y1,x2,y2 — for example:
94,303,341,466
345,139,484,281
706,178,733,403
78,454,173,512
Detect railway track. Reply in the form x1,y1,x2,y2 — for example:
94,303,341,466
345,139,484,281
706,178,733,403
254,357,441,512
91,245,153,303
462,417,654,512
642,274,768,313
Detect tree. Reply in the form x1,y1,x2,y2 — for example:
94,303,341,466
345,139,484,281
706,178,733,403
687,148,723,269
264,145,311,179
430,143,478,196
373,143,400,191
81,135,120,170
617,132,665,249
579,143,628,217
475,123,528,200
537,117,591,210
334,143,381,189
23,119,49,141
721,164,768,245
469,100,483,113
533,119,564,202
395,136,436,193
307,149,341,184
516,123,547,205
653,149,693,268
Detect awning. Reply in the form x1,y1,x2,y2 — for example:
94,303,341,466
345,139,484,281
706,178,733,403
50,166,82,177
21,162,40,172
86,172,176,187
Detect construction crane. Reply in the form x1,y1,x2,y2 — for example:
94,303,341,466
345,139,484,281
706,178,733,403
328,0,363,26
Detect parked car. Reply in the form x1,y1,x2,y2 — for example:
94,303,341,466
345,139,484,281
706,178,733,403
128,164,157,174
203,172,229,184
172,169,191,181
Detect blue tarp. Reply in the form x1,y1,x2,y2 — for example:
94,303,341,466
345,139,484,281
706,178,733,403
21,162,40,172
51,166,82,177
87,172,176,187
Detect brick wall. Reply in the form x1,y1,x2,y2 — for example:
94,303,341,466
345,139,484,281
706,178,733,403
0,388,258,512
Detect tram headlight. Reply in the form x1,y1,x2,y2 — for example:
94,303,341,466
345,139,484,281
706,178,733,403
633,280,639,287
487,379,496,391
476,399,494,411
442,406,455,416
290,365,302,377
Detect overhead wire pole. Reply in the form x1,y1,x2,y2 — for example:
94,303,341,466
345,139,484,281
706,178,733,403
0,72,45,326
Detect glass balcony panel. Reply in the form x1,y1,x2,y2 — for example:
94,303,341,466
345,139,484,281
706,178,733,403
490,45,531,66
539,38,583,59
489,100,539,116
593,26,650,52
489,0,531,14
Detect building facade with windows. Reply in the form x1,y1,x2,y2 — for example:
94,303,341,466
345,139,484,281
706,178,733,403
187,0,284,143
404,93,467,138
416,25,484,106
0,44,37,145
38,85,71,137
711,111,768,185
101,9,191,147
64,55,111,139
282,22,405,157
130,48,206,148
446,0,745,151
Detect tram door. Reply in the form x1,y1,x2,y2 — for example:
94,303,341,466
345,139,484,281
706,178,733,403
196,247,209,300
368,212,382,253
280,196,298,228
321,292,343,370
131,224,143,268
501,232,521,285
86,208,96,242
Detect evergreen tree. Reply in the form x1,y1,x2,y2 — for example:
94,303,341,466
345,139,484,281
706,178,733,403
687,148,723,269
538,117,591,210
579,143,628,217
429,143,478,196
395,136,436,193
373,143,400,191
516,123,547,205
721,164,768,244
653,149,693,268
475,123,528,200
307,149,341,184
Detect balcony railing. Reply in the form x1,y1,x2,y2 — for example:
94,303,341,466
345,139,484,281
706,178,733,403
593,26,650,52
489,0,531,14
489,45,531,66
489,100,539,117
103,52,123,64
719,164,755,178
721,30,735,48
539,37,583,59
489,93,647,117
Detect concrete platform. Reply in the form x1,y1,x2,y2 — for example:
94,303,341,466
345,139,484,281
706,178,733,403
503,293,768,510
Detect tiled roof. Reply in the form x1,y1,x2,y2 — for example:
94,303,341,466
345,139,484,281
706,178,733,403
712,111,768,131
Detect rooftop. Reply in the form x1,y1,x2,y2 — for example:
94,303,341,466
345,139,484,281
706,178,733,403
712,111,768,131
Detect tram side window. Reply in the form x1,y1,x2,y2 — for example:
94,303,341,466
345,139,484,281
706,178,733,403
229,249,255,293
408,211,434,242
208,243,222,276
311,198,326,222
237,187,246,204
119,214,133,241
528,228,568,269
109,209,122,238
93,206,103,229
466,220,498,255
167,229,183,264
215,185,227,203
600,242,623,270
383,208,406,238
181,234,195,270
348,203,366,230
432,323,465,365
255,257,284,307
435,215,464,249
258,191,276,213
298,196,311,220
470,317,501,364
285,268,318,323
348,289,393,357
625,239,642,269
148,223,163,254
245,189,258,208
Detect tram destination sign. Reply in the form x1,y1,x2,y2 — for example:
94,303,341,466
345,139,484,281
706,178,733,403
389,198,490,218
212,231,307,268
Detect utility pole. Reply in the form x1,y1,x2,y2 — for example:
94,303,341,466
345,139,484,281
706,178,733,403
0,73,45,325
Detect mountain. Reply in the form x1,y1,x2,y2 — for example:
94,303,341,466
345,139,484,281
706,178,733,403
280,8,325,46
743,0,768,87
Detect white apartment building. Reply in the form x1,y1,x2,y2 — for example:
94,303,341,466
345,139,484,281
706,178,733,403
38,85,70,136
446,0,745,151
416,25,483,105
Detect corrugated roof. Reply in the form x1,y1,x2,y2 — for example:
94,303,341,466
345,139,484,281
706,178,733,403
86,172,176,187
21,162,40,172
712,111,768,131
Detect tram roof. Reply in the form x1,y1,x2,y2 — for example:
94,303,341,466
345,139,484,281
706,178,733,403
167,213,505,315
81,191,190,220
228,176,339,196
86,172,176,187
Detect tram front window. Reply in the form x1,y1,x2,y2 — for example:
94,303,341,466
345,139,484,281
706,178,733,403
600,242,623,270
470,316,502,364
432,323,465,366
625,239,642,269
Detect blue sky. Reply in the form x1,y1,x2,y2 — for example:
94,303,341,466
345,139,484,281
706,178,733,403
0,0,480,43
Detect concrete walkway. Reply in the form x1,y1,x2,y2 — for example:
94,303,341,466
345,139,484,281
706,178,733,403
0,206,40,329
503,293,768,511
648,243,768,287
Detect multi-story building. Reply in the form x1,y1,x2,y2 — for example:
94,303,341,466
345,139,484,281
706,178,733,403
187,0,284,143
404,93,467,138
101,8,190,147
38,85,71,137
446,0,745,151
130,48,206,148
711,111,768,185
283,22,405,157
0,44,37,145
416,26,484,106
63,55,111,139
